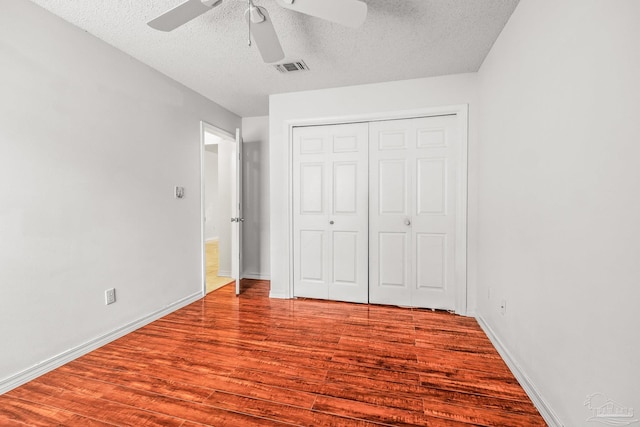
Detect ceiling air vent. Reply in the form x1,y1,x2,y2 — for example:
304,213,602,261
274,60,309,73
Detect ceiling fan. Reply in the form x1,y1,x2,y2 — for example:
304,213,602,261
147,0,368,64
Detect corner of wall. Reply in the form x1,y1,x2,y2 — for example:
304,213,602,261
475,315,564,427
0,292,202,395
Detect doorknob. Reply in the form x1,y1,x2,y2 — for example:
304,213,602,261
404,218,411,226
329,220,334,225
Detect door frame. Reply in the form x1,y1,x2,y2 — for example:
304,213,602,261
285,105,469,314
233,127,243,295
200,121,237,297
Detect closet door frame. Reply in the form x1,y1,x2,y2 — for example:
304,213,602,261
284,105,469,315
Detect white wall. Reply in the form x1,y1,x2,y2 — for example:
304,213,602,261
477,0,640,425
242,116,270,279
204,147,219,241
0,0,240,391
269,74,479,304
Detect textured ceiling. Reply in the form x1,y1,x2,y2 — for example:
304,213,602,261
28,0,519,117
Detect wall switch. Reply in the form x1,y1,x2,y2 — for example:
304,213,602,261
105,288,116,305
488,287,492,299
175,186,185,199
500,299,506,315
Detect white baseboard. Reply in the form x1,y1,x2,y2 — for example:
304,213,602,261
0,292,202,395
476,315,564,427
243,273,270,280
269,291,288,299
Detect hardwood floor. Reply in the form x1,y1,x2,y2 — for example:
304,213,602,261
0,280,545,426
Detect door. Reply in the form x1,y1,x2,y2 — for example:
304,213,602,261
293,123,369,303
369,115,460,309
232,127,243,295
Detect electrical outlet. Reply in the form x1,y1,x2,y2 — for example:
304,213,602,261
174,186,185,199
105,288,116,305
500,299,506,315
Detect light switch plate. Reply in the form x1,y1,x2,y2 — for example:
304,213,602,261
105,288,116,305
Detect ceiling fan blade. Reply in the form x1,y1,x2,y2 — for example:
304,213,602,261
245,6,285,63
275,0,367,28
148,0,222,32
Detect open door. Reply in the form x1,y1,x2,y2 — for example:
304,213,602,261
232,127,243,295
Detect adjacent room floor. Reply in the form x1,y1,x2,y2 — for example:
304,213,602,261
205,239,233,294
0,280,545,426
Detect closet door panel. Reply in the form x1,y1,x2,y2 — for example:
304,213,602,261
327,123,369,303
333,162,358,214
411,115,459,309
300,163,324,213
378,159,408,215
369,120,413,306
332,231,358,284
299,230,325,282
416,158,446,215
370,115,459,310
293,126,329,299
293,123,368,303
415,233,446,289
378,232,409,286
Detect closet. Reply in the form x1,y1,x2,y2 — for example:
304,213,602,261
292,123,369,303
293,114,463,310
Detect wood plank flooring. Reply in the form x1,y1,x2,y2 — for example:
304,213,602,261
205,240,233,294
0,280,545,426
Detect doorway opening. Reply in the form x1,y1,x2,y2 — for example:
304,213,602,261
202,123,236,294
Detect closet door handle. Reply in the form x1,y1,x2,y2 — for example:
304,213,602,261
404,218,411,226
329,220,334,225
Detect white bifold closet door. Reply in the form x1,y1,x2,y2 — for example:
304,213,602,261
293,123,369,303
369,115,460,310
